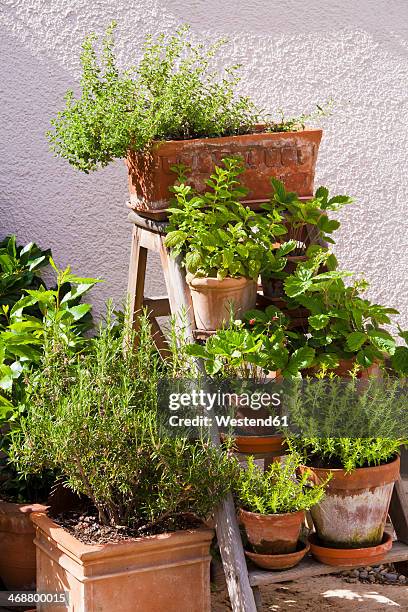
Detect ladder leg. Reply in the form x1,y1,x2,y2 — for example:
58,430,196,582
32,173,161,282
252,586,263,611
213,495,258,612
127,226,148,328
390,478,408,575
158,237,195,339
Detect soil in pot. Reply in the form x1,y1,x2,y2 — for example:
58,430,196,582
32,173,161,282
308,531,393,567
245,540,310,570
126,129,323,214
0,501,48,590
186,274,257,330
239,508,305,554
303,456,400,549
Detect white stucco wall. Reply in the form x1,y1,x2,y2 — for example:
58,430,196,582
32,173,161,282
0,0,407,327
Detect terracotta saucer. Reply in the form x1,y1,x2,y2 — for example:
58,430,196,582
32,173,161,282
245,540,310,570
308,531,393,567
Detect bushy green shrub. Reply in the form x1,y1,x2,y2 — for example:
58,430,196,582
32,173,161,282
236,454,328,515
10,308,237,527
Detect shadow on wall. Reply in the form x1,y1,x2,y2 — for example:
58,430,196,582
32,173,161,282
0,29,165,319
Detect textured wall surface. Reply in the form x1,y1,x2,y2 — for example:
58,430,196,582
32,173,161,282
0,0,407,326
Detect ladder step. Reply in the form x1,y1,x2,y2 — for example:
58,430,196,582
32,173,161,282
249,540,408,587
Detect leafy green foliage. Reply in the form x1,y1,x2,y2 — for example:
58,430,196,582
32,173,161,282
186,313,315,379
236,454,328,515
0,244,98,502
282,248,399,370
10,309,237,527
391,328,408,375
165,157,285,280
48,24,261,172
0,236,51,326
286,376,408,471
262,179,353,254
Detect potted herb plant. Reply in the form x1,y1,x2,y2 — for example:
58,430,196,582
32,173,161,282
165,157,285,329
0,246,97,590
48,23,326,214
282,247,399,373
236,453,328,570
186,315,315,454
10,310,236,611
261,179,353,299
287,376,408,566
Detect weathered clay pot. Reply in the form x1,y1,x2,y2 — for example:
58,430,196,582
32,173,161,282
126,129,323,213
304,456,400,549
308,531,393,567
0,501,48,589
239,508,305,554
186,274,257,330
245,540,310,570
31,512,214,612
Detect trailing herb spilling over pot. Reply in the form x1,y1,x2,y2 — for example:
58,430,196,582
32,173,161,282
236,454,328,570
48,23,327,212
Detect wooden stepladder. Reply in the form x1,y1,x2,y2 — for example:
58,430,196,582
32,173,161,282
127,209,408,612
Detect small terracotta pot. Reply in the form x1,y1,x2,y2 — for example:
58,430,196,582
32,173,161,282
308,531,393,567
126,129,323,213
0,501,48,590
31,512,214,612
303,358,382,379
239,508,305,554
245,540,310,570
233,434,286,455
186,274,257,330
303,456,400,548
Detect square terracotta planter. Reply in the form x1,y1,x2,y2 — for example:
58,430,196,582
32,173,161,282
0,501,47,590
31,512,214,612
126,128,322,214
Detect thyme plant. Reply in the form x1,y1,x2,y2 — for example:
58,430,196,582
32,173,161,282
236,454,328,515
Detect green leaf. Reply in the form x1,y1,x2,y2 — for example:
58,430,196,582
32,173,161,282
346,331,367,352
367,329,396,354
391,347,408,374
164,230,187,248
0,365,13,390
286,346,315,374
65,304,92,321
308,314,330,330
284,276,312,298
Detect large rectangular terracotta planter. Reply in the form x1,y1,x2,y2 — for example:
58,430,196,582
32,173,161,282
31,512,214,612
126,128,322,213
0,501,47,590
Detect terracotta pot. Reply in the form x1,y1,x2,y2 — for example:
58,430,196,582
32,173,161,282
233,434,286,455
239,508,305,554
126,129,323,213
303,358,382,379
304,456,400,549
31,512,214,612
186,274,257,330
0,501,48,590
308,531,392,567
245,540,310,570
